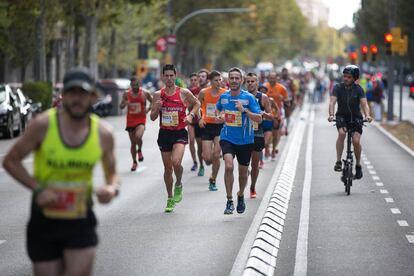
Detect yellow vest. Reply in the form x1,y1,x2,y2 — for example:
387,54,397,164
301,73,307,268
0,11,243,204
34,108,102,219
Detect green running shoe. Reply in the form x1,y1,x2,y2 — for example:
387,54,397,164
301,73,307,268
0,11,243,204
164,198,175,213
209,178,218,191
198,166,205,176
173,185,183,203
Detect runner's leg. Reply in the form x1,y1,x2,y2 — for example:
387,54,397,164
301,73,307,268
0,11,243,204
63,247,95,276
250,151,260,191
128,131,137,163
188,125,197,166
211,137,221,180
238,164,249,197
202,140,213,165
135,125,145,153
33,260,63,276
172,143,185,185
223,154,234,199
161,151,174,198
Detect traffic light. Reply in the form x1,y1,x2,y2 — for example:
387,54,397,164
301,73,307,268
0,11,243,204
384,33,393,55
361,45,368,61
370,44,378,62
349,51,358,63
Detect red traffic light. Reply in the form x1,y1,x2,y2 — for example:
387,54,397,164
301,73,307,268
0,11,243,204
350,51,358,61
384,33,393,43
361,45,368,54
370,45,378,54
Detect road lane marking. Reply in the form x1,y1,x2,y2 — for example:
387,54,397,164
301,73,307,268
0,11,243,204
380,189,389,194
391,208,401,214
293,107,314,276
364,161,371,165
369,170,377,175
385,198,394,203
366,165,373,169
372,176,380,180
0,240,5,245
406,235,414,243
398,220,409,227
376,182,384,187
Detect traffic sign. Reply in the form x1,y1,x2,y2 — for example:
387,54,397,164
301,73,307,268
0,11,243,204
155,37,167,52
166,35,177,45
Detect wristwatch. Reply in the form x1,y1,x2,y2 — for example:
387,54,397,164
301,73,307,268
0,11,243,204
190,112,195,118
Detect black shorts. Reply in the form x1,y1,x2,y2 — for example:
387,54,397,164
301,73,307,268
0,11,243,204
201,123,223,141
194,123,203,138
335,116,363,134
125,123,145,132
157,128,188,152
254,136,265,152
27,206,98,262
220,140,253,166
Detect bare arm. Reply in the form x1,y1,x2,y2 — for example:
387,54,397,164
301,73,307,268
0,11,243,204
119,92,128,109
328,96,337,118
197,89,205,127
181,88,200,124
144,90,153,113
2,113,48,191
150,91,161,121
246,109,262,123
261,94,274,120
360,98,372,121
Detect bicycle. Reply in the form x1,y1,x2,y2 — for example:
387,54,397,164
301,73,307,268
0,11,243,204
333,118,367,195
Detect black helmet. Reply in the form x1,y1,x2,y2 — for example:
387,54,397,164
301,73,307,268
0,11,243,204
343,65,360,80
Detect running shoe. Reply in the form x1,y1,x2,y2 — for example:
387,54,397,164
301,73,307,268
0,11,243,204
131,162,138,171
250,189,257,199
224,200,235,215
164,198,175,213
237,195,246,213
191,162,198,171
138,151,144,162
208,178,218,191
264,148,270,159
355,165,363,179
173,185,183,203
198,166,205,176
259,160,264,169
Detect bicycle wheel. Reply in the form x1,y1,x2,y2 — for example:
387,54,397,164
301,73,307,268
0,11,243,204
346,177,352,195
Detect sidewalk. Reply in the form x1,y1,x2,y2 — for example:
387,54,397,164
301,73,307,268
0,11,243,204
384,85,414,123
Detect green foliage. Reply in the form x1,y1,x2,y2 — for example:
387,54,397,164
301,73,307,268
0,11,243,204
22,81,52,109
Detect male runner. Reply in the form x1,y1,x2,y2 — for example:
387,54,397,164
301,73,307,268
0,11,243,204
246,73,273,198
120,76,152,171
265,72,288,160
188,72,200,171
216,67,262,215
280,68,296,134
198,70,226,191
3,67,119,276
150,64,200,213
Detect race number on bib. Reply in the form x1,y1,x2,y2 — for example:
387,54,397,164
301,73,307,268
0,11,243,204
129,102,142,114
224,110,242,127
42,182,88,219
206,103,216,117
253,121,259,131
161,111,179,127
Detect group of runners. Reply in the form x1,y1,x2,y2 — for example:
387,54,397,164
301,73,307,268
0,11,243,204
2,64,298,275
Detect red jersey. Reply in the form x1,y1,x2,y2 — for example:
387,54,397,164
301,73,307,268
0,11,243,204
189,86,201,97
126,88,146,127
160,87,187,130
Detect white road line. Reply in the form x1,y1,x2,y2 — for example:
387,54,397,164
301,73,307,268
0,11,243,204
376,182,384,187
369,170,377,175
372,176,380,181
0,240,5,245
391,208,401,214
366,165,374,169
293,107,314,276
364,161,371,165
374,123,414,158
385,197,394,203
380,189,389,194
406,235,414,243
398,220,409,227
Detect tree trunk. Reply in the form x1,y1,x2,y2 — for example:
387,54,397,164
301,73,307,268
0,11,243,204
109,27,117,78
34,0,47,81
84,15,98,79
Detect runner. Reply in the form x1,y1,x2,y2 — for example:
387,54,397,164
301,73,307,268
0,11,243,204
2,67,119,276
198,70,226,191
265,72,288,161
246,73,273,198
150,64,200,213
120,76,152,171
188,72,200,171
258,85,276,163
280,67,296,134
187,69,208,176
216,67,262,214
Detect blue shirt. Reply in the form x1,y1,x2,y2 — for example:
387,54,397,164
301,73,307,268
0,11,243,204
216,89,262,145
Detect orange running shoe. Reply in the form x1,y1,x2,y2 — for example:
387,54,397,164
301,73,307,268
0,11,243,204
250,189,257,199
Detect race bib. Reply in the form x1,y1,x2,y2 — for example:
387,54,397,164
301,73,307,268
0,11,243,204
42,182,88,219
224,110,242,127
253,121,259,131
161,111,179,127
206,103,216,117
129,102,142,114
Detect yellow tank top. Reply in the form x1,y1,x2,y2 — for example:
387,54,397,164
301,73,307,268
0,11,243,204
34,108,102,219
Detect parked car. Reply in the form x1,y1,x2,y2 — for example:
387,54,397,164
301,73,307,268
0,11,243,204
0,84,22,138
96,78,130,116
30,100,43,116
92,94,113,117
13,88,32,131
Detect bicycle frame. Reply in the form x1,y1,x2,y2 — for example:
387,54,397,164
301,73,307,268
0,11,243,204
342,128,354,195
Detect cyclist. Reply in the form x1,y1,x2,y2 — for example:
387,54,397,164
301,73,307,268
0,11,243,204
2,67,119,276
120,76,152,171
216,67,262,214
328,65,372,179
198,70,226,191
246,73,273,198
150,64,200,213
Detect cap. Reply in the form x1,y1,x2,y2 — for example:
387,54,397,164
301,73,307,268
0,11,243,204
63,67,95,93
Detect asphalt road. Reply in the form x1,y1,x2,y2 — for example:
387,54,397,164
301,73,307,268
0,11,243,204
1,99,414,276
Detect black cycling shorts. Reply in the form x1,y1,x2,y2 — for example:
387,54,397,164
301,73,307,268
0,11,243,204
27,206,98,262
254,136,265,152
157,128,188,152
335,116,363,135
201,124,223,141
220,140,253,166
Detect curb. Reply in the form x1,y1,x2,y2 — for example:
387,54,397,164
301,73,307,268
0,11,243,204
373,122,414,158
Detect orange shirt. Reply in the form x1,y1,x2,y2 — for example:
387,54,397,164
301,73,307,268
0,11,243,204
264,82,288,109
201,87,226,124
